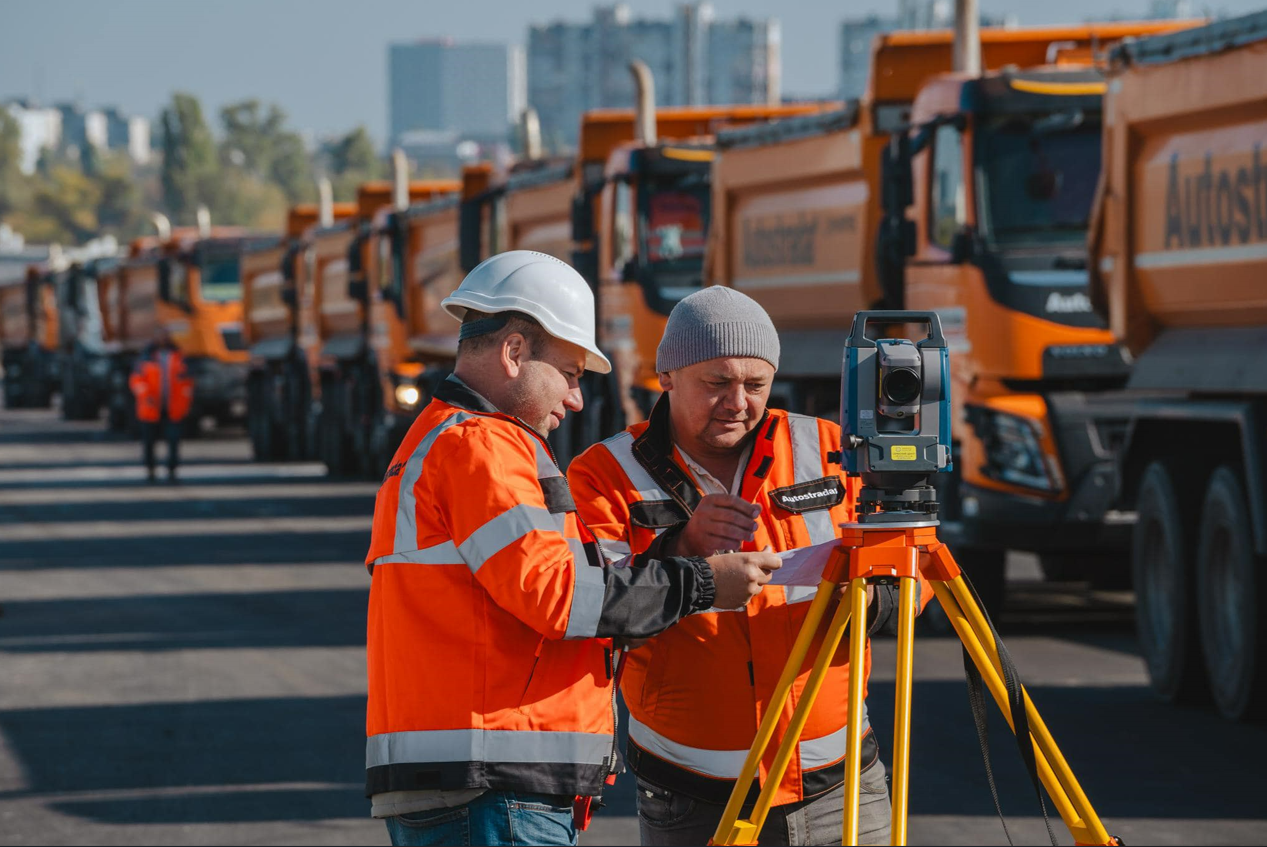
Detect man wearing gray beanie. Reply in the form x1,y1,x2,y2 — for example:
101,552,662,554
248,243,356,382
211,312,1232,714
569,286,920,846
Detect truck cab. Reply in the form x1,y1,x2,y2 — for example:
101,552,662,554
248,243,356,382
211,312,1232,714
888,66,1139,566
156,232,257,427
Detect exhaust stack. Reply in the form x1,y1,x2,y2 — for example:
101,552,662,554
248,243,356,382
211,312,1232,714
629,60,657,146
519,108,543,160
317,177,334,227
392,148,409,211
150,213,172,241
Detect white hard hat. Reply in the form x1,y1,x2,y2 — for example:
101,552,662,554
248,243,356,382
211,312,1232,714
442,250,612,374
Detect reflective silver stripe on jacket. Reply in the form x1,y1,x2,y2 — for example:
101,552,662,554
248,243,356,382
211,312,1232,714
371,541,463,566
367,728,613,769
788,414,837,546
394,411,474,553
565,549,607,640
627,712,868,779
457,504,565,570
785,414,844,604
603,432,671,503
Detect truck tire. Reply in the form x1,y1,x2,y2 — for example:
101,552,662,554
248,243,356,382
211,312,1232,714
282,365,309,462
1196,466,1265,721
1133,461,1206,703
319,379,353,477
247,375,276,462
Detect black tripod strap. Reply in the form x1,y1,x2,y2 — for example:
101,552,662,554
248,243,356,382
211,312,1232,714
958,574,1059,847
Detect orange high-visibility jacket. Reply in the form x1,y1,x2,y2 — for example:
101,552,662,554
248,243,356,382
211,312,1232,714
364,376,718,800
128,346,193,423
569,400,932,806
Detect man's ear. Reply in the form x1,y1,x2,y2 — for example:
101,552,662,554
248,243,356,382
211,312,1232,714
500,332,528,378
658,371,673,392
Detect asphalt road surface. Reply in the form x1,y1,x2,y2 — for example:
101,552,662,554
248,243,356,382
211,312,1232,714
1,407,1264,846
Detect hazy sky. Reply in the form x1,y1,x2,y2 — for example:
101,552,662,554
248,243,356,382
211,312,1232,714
1,0,1253,144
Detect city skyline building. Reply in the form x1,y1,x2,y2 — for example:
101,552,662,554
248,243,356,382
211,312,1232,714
388,38,526,147
527,3,781,148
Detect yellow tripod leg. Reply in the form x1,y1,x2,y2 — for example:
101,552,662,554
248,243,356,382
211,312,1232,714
889,577,918,846
932,579,1116,846
712,577,840,846
742,585,856,841
842,577,869,846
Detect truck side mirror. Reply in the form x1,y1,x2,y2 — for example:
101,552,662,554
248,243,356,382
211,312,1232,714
459,198,484,272
571,193,595,243
158,260,171,302
949,228,976,264
620,258,641,283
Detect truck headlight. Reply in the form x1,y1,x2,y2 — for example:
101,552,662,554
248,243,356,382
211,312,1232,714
971,408,1058,492
394,384,421,410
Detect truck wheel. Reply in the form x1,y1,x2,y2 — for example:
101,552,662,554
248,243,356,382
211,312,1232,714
319,381,351,476
1196,466,1265,721
1133,461,1205,703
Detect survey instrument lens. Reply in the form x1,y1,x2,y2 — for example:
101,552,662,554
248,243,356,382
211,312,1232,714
882,367,921,407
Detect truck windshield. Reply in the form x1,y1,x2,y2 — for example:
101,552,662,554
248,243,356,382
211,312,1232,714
976,114,1101,249
638,171,710,302
201,256,243,303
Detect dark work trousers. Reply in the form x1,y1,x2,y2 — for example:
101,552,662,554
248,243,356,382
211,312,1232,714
141,416,182,478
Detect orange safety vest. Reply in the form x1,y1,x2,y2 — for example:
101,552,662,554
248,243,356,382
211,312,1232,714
128,347,193,423
569,399,931,806
364,375,619,799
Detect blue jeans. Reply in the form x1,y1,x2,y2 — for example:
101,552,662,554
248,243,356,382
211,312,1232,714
385,791,578,846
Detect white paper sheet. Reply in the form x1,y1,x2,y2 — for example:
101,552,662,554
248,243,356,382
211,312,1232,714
770,540,841,586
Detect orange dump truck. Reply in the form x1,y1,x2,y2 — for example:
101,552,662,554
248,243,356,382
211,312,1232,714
57,246,123,420
99,227,258,432
243,200,357,461
578,100,832,456
2,263,59,408
1087,11,1267,720
707,22,1191,605
314,176,461,476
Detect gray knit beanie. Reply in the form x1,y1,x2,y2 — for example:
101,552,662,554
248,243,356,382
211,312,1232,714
656,287,780,373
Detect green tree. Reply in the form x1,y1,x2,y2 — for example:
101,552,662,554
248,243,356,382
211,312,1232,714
159,92,218,223
95,153,142,235
219,99,312,204
328,126,382,200
0,109,28,219
330,126,380,176
22,165,102,243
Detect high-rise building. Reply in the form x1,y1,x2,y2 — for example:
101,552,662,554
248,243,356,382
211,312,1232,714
102,107,151,165
707,18,780,106
838,1,1018,101
2,100,61,174
527,3,781,148
388,39,526,146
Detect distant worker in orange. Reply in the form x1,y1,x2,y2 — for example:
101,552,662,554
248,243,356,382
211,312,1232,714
569,287,932,846
129,327,193,482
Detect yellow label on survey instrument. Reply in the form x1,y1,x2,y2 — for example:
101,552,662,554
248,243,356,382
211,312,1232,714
891,445,917,461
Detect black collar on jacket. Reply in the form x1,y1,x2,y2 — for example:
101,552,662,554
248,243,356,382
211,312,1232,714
632,394,776,516
435,374,501,416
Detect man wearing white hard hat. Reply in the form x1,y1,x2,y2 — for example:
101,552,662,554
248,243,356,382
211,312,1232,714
363,251,782,846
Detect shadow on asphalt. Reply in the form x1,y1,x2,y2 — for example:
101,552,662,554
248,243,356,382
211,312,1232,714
865,678,1267,822
0,531,370,570
0,588,368,652
0,493,374,525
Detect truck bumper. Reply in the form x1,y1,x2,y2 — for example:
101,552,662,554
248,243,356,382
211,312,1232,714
187,358,249,421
